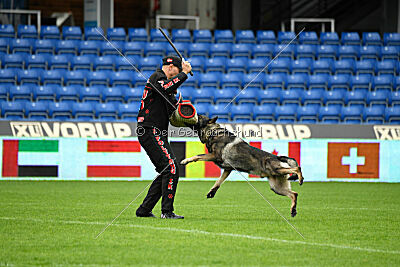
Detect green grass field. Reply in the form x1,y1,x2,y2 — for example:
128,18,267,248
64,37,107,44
1,181,399,266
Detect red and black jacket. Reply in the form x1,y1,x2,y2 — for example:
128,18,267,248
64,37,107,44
137,69,188,130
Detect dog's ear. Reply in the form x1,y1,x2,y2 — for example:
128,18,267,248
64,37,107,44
209,116,218,124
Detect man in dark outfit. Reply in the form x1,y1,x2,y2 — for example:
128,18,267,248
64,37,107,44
135,56,192,219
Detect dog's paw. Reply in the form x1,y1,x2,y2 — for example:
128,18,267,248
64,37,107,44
299,178,304,186
180,159,189,165
206,189,217,198
291,207,297,217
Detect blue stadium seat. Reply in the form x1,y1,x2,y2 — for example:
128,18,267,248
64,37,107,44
355,59,376,75
86,71,110,86
366,91,388,108
323,89,346,108
40,25,60,39
150,28,169,42
55,40,78,55
118,102,141,121
359,45,380,60
195,103,210,116
122,87,143,103
394,76,400,91
95,103,118,120
188,56,205,72
344,91,366,109
25,101,48,119
264,73,286,89
79,40,100,55
280,89,302,107
0,38,9,53
242,73,264,89
381,46,398,61
383,33,400,46
333,59,356,75
79,86,102,103
93,55,115,71
33,39,55,55
385,106,400,123
107,27,126,41
350,74,371,93
188,43,210,57
115,55,139,71
308,73,329,90
273,44,295,59
72,102,95,120
231,43,252,58
318,105,341,123
255,88,279,105
297,105,319,123
26,54,47,70
128,28,148,42
133,71,153,87
341,32,361,45
0,24,15,38
64,70,88,86
301,89,324,108
209,43,231,57
286,73,308,90
268,58,291,74
341,106,363,123
48,54,70,70
236,88,258,104
299,31,319,44
33,85,56,102
338,45,359,60
291,58,312,74
191,88,214,104
256,30,276,44
9,38,32,54
275,105,297,123
231,103,254,120
363,106,385,124
138,56,161,71
0,69,17,84
204,57,226,73
17,25,37,39
213,88,238,104
252,43,274,58
178,86,195,100
320,32,340,45
48,102,72,120
236,30,256,44
71,55,93,71
362,32,382,46
110,71,135,87
376,60,396,75
317,44,338,60
101,40,123,55
253,104,275,122
171,29,191,43
390,91,400,106
193,29,212,43
296,44,316,59
17,69,41,85
0,84,9,100
62,26,82,40
278,31,297,44
329,74,350,90
55,85,79,103
144,42,166,57
1,101,24,118
208,104,231,120
372,75,393,91
247,58,267,73
220,73,242,88
3,53,25,69
226,57,248,73
41,70,64,85
166,42,188,57
9,85,32,101
214,30,234,43
101,87,124,103
85,27,104,40
312,58,333,74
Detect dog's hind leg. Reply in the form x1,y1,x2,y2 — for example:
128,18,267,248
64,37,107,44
276,166,304,186
180,153,216,165
268,177,298,217
207,169,231,198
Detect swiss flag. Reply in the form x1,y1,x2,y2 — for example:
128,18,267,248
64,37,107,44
327,143,379,178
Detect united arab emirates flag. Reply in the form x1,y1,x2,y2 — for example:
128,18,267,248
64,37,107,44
2,140,59,177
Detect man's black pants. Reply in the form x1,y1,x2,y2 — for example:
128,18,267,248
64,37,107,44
137,126,179,213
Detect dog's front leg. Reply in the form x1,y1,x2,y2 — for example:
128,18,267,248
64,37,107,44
207,169,231,198
180,153,216,165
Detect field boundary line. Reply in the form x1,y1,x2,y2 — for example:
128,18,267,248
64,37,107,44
1,217,399,255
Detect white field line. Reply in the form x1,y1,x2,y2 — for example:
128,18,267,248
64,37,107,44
0,217,399,255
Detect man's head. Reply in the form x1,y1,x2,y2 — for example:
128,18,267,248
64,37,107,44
162,56,182,78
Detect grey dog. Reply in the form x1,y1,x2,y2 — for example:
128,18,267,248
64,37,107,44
180,115,304,217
